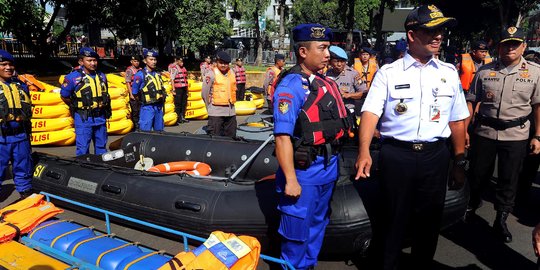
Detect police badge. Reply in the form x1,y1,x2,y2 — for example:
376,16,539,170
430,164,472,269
310,27,326,39
279,100,289,114
395,102,408,114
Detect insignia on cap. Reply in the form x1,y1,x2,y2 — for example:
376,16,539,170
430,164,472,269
507,27,517,35
147,52,153,57
428,5,443,18
310,27,326,39
83,51,91,56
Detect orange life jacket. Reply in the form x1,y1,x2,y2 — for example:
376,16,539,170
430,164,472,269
0,193,63,243
212,68,237,106
267,66,281,102
18,74,45,92
353,58,378,89
158,231,261,270
459,53,493,92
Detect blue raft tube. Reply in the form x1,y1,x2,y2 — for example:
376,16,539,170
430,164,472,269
19,192,295,270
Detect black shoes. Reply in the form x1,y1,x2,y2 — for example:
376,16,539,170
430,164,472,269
493,211,512,243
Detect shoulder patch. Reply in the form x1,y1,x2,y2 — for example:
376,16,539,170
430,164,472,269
278,99,290,114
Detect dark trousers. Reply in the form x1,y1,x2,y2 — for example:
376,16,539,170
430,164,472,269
468,135,527,212
517,141,540,202
174,86,188,120
370,141,449,270
207,116,237,137
236,83,246,101
129,98,140,130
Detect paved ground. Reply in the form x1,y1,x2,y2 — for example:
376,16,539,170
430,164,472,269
1,112,539,269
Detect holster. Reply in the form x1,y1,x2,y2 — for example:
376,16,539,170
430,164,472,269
293,145,316,170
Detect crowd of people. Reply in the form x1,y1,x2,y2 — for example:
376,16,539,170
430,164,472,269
1,3,540,270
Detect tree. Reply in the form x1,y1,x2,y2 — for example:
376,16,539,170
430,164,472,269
230,0,271,66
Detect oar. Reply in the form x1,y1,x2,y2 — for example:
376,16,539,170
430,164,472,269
229,134,274,182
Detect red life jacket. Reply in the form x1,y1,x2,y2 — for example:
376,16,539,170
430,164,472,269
233,66,246,84
168,64,188,88
125,66,140,86
278,65,351,146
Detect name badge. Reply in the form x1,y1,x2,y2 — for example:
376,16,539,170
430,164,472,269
395,84,410,90
430,104,441,122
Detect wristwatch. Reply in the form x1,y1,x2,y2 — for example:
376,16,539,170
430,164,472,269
454,159,469,169
534,135,540,142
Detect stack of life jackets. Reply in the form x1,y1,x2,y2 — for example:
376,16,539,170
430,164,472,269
158,231,261,270
0,193,63,243
0,81,32,123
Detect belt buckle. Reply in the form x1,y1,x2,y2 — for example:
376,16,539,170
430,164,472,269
412,143,424,151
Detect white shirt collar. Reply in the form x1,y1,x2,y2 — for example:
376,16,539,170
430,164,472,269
403,51,438,70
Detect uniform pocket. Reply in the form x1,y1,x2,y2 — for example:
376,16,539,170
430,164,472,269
278,203,309,241
512,82,534,105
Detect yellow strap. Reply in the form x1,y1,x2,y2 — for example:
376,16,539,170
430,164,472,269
96,242,136,266
8,84,22,109
2,84,14,110
29,220,67,238
70,234,108,256
50,226,92,248
123,251,159,270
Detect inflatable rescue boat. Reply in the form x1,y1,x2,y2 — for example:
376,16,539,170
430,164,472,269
32,132,469,255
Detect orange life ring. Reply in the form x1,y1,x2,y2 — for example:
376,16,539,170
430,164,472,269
147,161,212,176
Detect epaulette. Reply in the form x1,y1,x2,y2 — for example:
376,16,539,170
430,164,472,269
526,60,540,69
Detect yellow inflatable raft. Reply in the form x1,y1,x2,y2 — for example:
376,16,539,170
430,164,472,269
105,73,127,88
187,99,205,110
246,92,265,101
31,117,73,132
30,91,64,106
252,98,264,109
31,128,75,146
107,119,134,134
111,98,129,110
165,94,174,104
110,109,130,121
189,81,203,91
187,91,202,101
32,105,70,119
0,241,70,269
185,107,208,119
165,103,175,114
109,86,128,100
235,101,257,116
164,112,178,126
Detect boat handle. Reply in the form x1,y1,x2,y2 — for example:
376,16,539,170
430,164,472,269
175,201,201,212
45,171,61,180
101,184,122,194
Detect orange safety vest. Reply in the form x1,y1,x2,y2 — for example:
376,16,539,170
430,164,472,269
353,58,378,89
212,68,237,106
158,231,261,270
0,194,63,243
267,66,281,102
18,74,45,92
459,53,493,92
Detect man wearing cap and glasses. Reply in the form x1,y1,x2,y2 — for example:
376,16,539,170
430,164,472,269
273,24,352,270
202,51,237,137
61,47,111,156
326,45,367,117
355,5,468,269
466,27,540,243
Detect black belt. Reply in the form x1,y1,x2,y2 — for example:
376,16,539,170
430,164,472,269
383,138,445,152
477,115,527,130
1,126,25,136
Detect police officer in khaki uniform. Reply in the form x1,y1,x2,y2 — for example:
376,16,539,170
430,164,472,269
466,27,540,243
326,46,367,116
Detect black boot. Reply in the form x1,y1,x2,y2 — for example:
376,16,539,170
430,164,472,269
493,211,512,243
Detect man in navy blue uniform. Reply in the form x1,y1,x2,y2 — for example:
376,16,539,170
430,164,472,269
273,24,351,269
131,49,166,131
0,50,33,199
61,47,110,156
